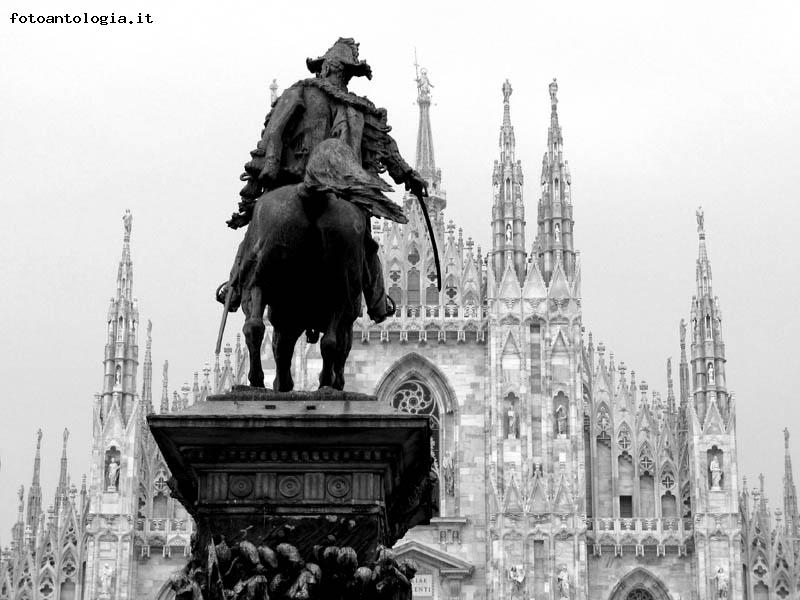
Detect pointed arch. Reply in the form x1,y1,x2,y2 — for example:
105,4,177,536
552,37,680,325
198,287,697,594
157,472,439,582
608,568,671,600
374,353,456,414
617,422,632,452
596,403,611,439
59,548,77,581
36,568,55,600
375,353,458,516
154,580,175,600
0,572,11,600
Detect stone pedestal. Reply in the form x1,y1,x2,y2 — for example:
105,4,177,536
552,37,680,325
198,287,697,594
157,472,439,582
147,387,434,562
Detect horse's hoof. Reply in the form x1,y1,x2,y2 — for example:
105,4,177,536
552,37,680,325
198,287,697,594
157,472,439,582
273,378,294,392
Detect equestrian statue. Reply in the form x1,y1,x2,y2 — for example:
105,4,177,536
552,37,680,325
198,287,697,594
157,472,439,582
216,38,439,391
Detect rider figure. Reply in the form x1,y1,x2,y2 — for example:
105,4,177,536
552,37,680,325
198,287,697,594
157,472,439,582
218,38,427,325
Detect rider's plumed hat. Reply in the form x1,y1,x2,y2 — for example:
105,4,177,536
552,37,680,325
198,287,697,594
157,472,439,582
307,37,373,80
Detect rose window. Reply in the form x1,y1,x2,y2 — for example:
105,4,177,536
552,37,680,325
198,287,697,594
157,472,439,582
392,379,441,469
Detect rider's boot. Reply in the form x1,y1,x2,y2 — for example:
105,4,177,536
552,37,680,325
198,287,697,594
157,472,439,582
362,227,396,323
367,294,396,324
217,241,245,312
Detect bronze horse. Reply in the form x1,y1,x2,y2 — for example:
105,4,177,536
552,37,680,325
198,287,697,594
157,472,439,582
230,181,368,392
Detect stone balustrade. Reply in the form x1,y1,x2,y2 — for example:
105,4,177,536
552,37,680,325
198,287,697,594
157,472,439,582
135,518,193,540
586,517,693,555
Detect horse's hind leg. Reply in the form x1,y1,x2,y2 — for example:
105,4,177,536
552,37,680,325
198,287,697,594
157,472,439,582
318,318,339,389
271,314,303,392
242,287,267,388
332,319,354,391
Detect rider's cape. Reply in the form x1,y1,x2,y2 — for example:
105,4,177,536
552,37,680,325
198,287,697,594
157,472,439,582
243,78,411,224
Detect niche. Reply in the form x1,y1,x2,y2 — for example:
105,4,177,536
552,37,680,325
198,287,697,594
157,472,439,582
554,392,569,436
104,446,122,491
707,446,724,490
504,393,520,439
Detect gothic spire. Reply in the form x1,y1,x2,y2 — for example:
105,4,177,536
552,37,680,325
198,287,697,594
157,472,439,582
407,59,445,219
55,428,69,511
142,320,153,414
784,428,799,536
534,79,575,286
688,207,727,421
414,60,435,183
490,79,526,283
695,207,713,298
666,358,676,416
26,430,43,539
500,79,515,160
102,210,140,422
160,360,169,413
12,485,24,550
758,472,768,518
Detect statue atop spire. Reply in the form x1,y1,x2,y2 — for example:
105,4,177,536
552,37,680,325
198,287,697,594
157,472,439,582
502,79,512,104
123,209,132,240
696,206,705,238
416,67,433,104
411,55,441,202
269,79,278,106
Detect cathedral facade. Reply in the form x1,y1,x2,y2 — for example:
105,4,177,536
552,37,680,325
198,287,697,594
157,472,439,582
2,73,799,600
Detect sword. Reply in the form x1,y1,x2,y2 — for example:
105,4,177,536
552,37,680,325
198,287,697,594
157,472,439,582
215,284,233,356
413,189,441,291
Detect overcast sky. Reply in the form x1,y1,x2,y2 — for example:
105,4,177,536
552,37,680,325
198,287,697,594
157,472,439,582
1,0,799,538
